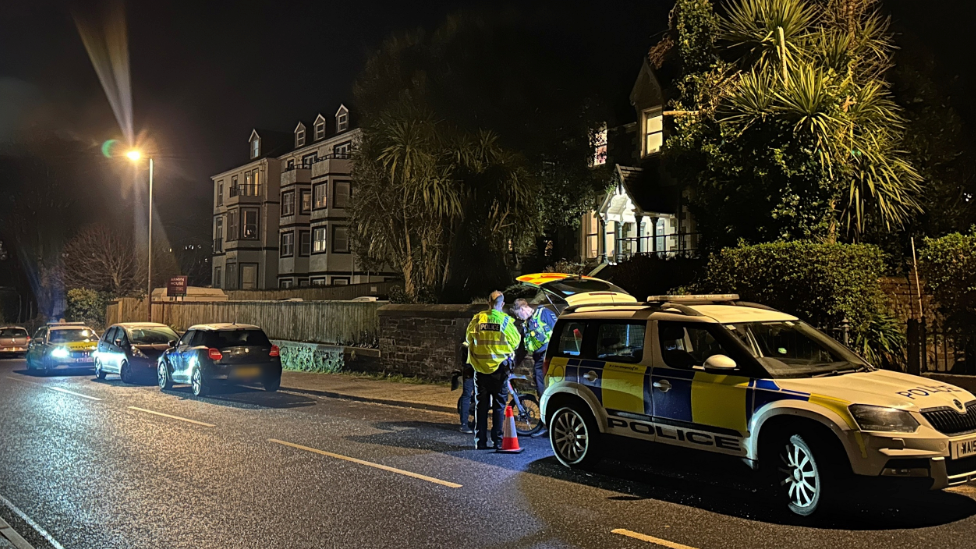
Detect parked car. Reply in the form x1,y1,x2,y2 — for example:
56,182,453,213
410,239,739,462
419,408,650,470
541,294,976,517
157,323,282,397
514,273,636,314
96,323,180,383
25,322,99,374
0,326,30,357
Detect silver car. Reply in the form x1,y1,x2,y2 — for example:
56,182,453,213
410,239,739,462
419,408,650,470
0,326,30,357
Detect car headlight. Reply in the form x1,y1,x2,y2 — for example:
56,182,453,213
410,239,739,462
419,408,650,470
51,347,70,359
849,404,919,433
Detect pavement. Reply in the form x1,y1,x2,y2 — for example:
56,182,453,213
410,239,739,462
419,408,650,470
279,370,459,414
4,357,976,548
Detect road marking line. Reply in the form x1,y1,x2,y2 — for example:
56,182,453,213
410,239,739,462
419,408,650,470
48,387,102,401
128,407,215,428
0,493,66,549
268,439,462,489
0,515,35,549
612,529,698,549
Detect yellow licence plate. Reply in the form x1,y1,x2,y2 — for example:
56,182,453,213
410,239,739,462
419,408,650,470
236,367,260,378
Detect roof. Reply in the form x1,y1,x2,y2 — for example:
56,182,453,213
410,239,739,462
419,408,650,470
686,305,797,324
111,322,172,328
616,161,677,215
187,323,262,331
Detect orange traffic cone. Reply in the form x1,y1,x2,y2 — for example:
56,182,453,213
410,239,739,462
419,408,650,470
496,404,524,453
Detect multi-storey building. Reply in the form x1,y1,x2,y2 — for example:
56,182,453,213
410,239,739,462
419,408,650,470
211,105,394,289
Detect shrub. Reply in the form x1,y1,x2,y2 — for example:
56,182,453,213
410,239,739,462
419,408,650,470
919,231,976,330
700,241,903,364
65,288,107,330
604,254,706,300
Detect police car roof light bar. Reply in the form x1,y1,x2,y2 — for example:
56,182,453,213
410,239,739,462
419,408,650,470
646,294,740,303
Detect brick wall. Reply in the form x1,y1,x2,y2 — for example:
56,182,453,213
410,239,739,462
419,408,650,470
378,304,485,380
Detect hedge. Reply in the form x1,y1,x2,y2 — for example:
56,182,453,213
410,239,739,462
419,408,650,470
919,231,976,330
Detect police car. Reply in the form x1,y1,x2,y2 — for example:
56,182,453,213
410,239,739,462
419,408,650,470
515,273,637,312
540,295,976,516
26,322,99,374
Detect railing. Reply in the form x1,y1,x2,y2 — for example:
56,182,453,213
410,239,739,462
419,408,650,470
283,153,352,171
922,325,976,375
232,183,262,197
602,232,701,263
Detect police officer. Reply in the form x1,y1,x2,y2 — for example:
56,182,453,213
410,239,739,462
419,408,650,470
513,299,557,430
465,290,521,449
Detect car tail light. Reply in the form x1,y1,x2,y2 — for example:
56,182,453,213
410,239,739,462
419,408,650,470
26,337,30,342
208,348,223,361
269,345,280,357
542,355,551,379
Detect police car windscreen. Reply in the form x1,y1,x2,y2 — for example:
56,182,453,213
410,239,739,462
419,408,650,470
541,279,628,297
725,321,869,377
49,329,97,343
129,327,179,345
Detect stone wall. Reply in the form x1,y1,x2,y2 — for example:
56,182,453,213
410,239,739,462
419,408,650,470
378,304,485,380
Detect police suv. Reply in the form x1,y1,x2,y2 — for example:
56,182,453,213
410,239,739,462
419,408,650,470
540,295,976,516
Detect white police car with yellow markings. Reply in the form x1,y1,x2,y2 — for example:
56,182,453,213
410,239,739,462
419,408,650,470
540,295,976,516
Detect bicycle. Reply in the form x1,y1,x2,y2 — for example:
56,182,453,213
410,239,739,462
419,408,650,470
452,371,543,436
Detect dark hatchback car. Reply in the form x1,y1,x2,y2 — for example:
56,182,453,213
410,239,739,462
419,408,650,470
158,323,282,397
97,323,180,383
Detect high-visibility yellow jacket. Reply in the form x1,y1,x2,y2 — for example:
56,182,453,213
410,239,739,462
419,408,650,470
465,309,520,374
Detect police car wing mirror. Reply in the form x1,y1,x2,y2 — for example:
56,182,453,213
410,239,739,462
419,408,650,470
703,354,737,373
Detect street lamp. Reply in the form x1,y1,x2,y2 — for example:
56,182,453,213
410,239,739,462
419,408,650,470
127,149,154,322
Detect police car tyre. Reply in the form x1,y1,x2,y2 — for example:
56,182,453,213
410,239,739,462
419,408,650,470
191,367,208,397
94,358,107,380
550,405,601,468
773,433,842,517
158,361,173,390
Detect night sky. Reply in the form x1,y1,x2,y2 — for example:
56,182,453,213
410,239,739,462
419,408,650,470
0,0,973,251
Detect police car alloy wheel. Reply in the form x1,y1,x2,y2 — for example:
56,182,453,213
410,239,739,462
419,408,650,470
779,434,822,516
550,406,600,468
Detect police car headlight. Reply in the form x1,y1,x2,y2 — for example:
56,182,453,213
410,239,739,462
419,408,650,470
51,347,70,359
849,405,919,433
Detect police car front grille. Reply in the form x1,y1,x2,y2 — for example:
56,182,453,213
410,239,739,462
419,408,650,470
922,400,976,436
946,455,976,477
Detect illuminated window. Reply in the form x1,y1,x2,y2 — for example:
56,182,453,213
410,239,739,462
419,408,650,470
251,138,260,159
590,125,607,167
313,183,328,209
643,109,663,156
313,226,327,253
241,208,259,240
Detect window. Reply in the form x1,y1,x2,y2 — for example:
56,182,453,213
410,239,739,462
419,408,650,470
643,109,663,156
590,125,607,167
205,329,271,348
225,261,238,290
287,159,295,170
313,183,328,209
217,180,224,206
230,175,239,197
337,111,348,132
226,211,238,241
299,230,311,256
280,231,294,257
334,181,350,209
554,321,587,357
279,279,294,289
334,141,351,157
302,153,316,168
281,191,295,216
214,216,224,252
315,122,325,140
311,277,326,286
658,322,737,369
331,277,350,286
313,227,328,253
214,266,222,288
300,190,311,214
296,127,305,147
333,225,350,253
241,170,261,196
241,208,259,240
595,322,645,363
240,264,258,290
251,138,260,159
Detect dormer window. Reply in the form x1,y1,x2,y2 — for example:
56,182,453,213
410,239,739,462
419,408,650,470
251,137,260,159
295,122,306,148
642,108,663,156
314,115,326,141
336,105,349,133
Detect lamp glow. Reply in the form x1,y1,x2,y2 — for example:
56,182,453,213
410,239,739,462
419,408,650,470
126,150,142,161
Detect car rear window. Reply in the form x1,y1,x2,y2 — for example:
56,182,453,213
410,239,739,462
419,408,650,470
0,328,28,338
205,329,271,348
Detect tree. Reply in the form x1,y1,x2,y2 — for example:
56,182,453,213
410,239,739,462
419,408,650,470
666,0,922,248
62,223,141,296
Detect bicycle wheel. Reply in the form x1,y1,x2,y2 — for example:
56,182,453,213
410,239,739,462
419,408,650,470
511,393,542,436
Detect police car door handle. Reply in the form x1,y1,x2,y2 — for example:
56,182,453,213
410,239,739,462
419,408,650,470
653,380,672,392
583,371,598,383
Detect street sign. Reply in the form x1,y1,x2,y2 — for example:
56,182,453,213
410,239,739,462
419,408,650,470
167,276,188,297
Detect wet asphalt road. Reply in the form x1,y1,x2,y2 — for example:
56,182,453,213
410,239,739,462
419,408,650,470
3,358,976,548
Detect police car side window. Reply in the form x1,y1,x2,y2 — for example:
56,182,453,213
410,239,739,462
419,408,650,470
659,322,735,369
596,322,645,363
553,321,586,357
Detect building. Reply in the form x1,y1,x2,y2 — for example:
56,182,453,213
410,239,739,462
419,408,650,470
211,105,394,289
580,51,698,265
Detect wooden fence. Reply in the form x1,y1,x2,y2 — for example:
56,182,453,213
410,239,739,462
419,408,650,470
107,298,381,347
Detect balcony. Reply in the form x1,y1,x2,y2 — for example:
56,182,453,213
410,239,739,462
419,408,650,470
281,167,311,187
227,184,263,203
311,153,353,178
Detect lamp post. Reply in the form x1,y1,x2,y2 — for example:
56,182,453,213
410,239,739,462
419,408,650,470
127,150,154,322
